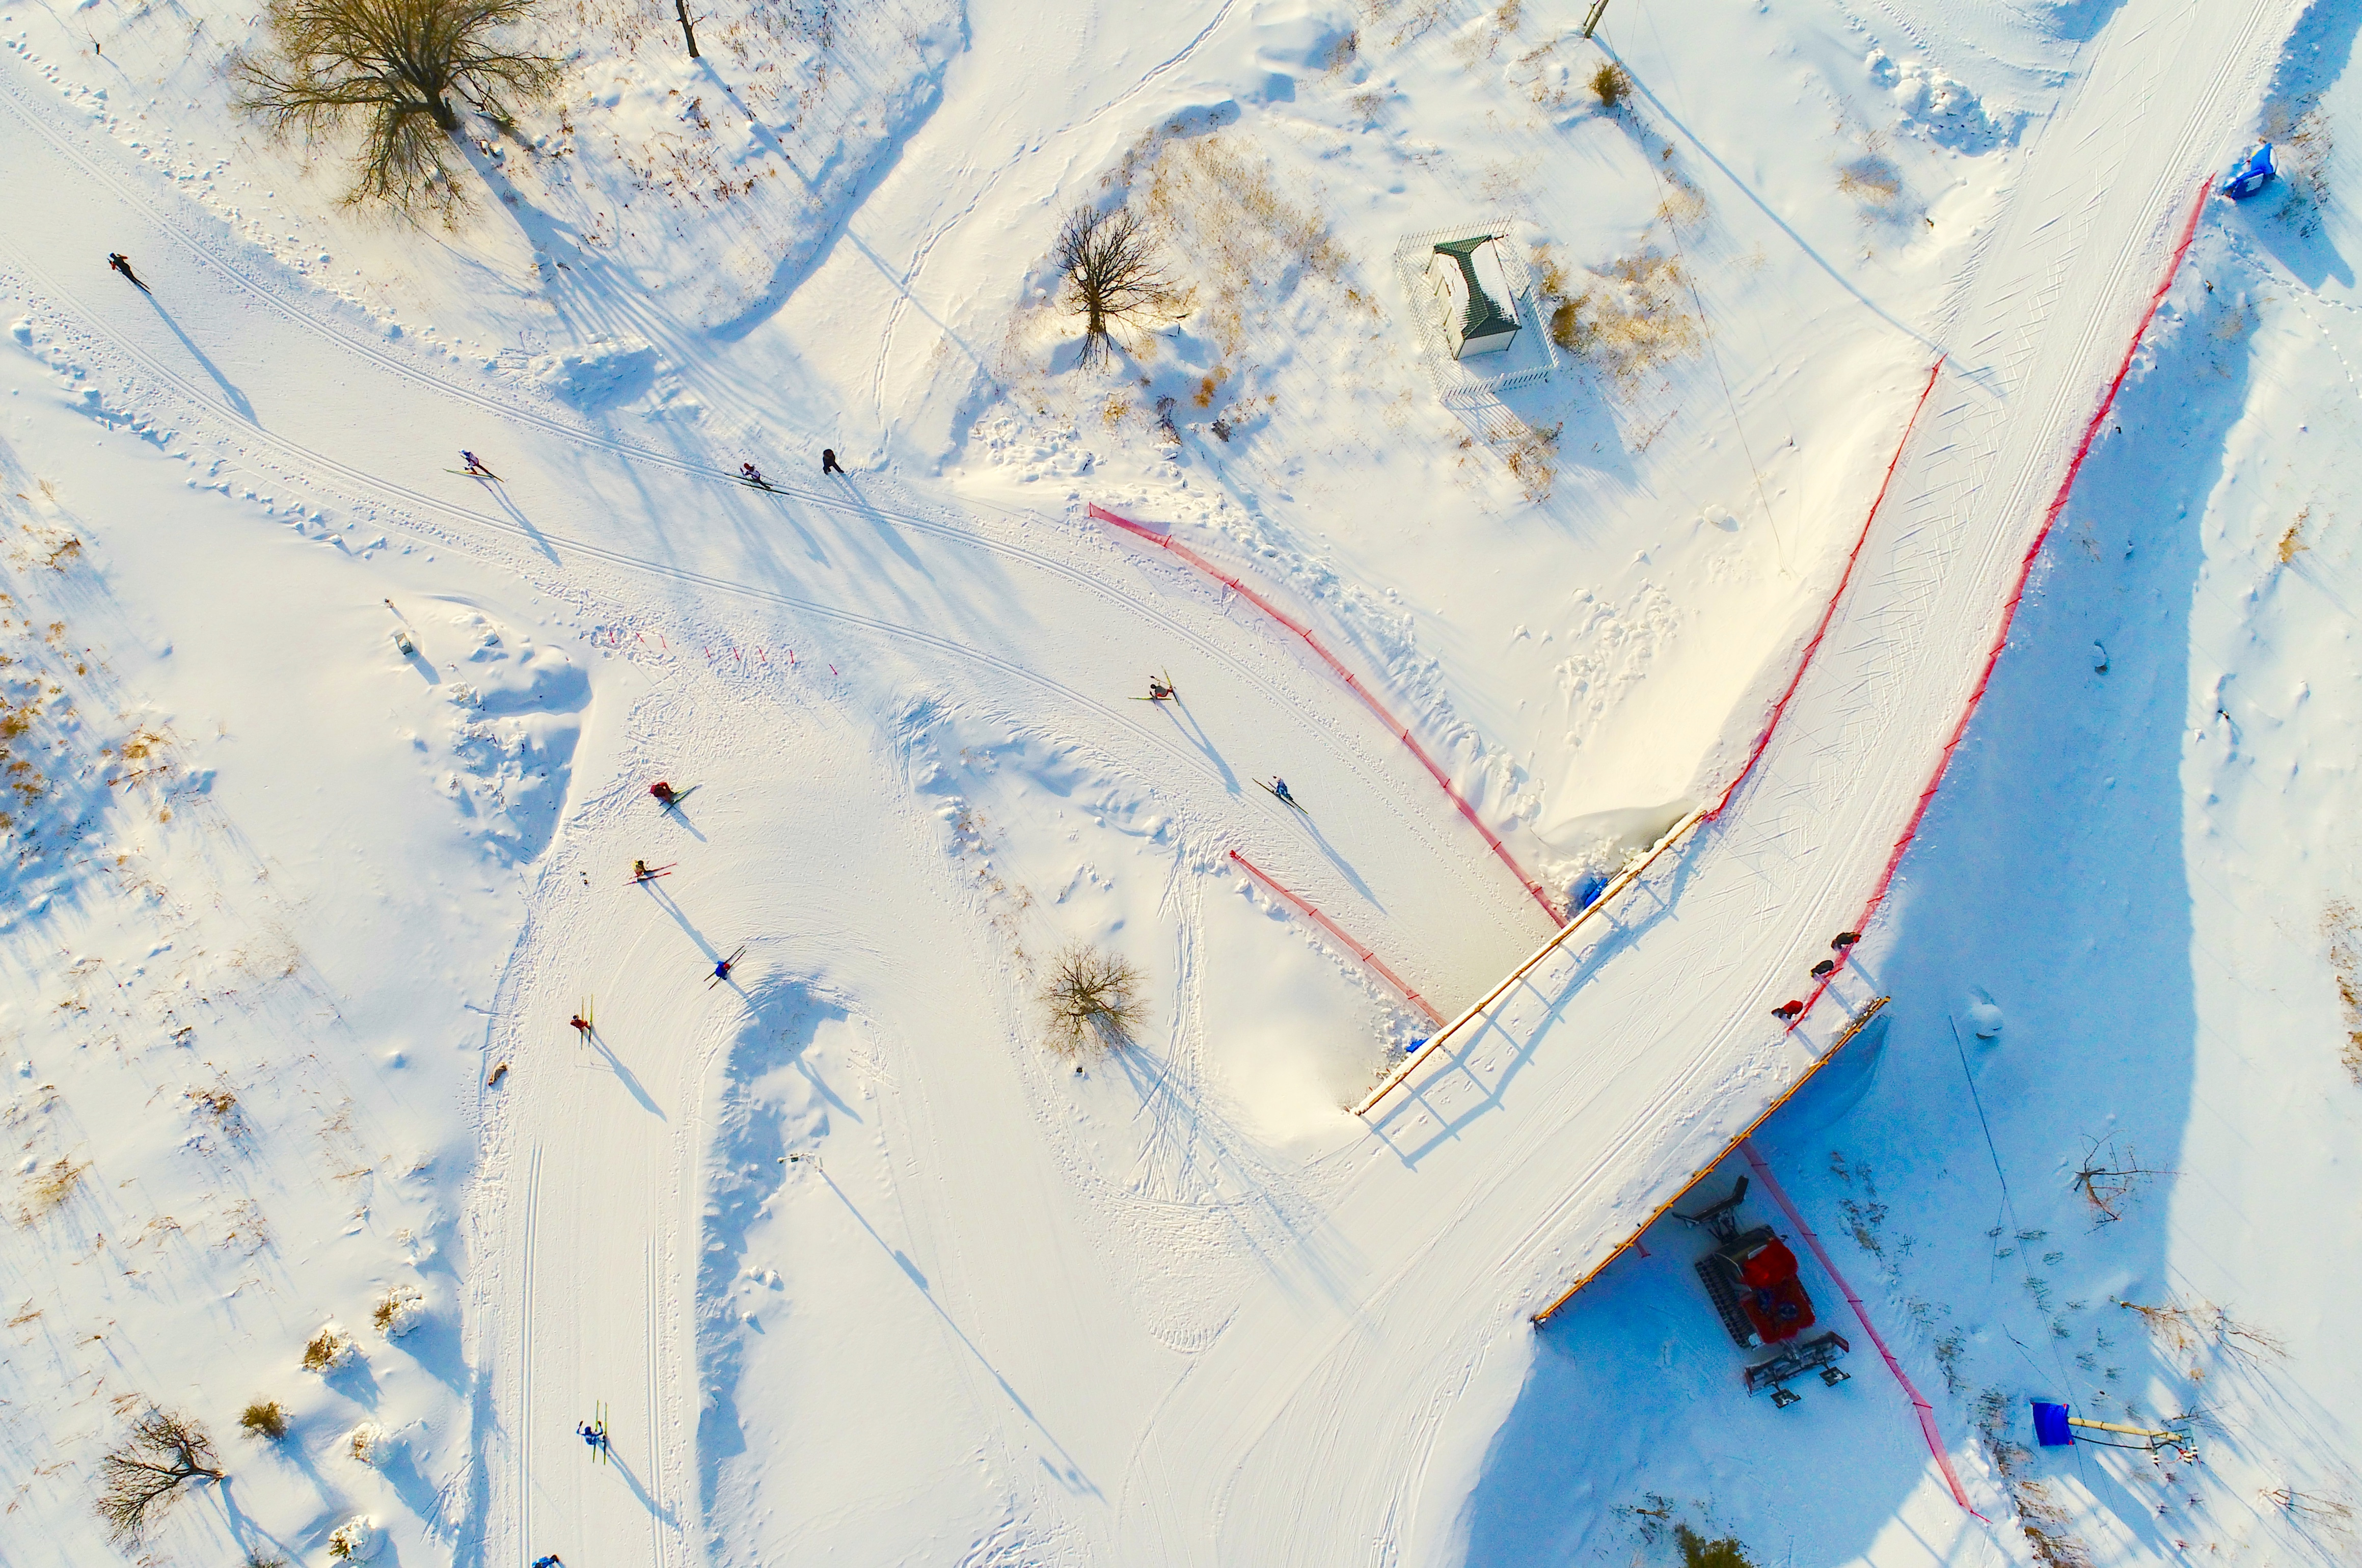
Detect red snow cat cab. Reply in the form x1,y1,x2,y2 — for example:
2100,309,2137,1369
1675,1176,1850,1408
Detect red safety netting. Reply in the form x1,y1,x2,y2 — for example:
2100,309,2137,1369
1090,504,1562,925
1711,361,1946,820
1740,1141,1986,1519
1784,179,2211,1033
1229,850,1443,1022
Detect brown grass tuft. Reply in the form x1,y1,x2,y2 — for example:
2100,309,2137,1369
239,1400,289,1441
2328,899,2362,1083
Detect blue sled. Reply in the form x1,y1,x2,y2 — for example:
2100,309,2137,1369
2221,143,2275,201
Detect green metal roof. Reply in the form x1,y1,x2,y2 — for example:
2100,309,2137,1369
1433,236,1519,342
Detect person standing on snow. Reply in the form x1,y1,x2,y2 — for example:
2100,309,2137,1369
821,448,844,475
1271,777,1295,805
107,253,149,291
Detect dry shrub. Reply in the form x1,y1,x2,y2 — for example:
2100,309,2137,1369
1502,421,1561,503
347,1422,388,1465
1674,1525,1753,1568
302,1324,356,1372
1837,154,1903,204
372,1284,426,1337
327,1517,378,1559
1550,250,1700,391
1591,61,1628,110
230,0,562,221
95,1408,225,1545
2327,899,2362,1083
24,1155,88,1217
1137,133,1342,356
2118,1295,2285,1367
1038,943,1145,1055
1977,1389,2093,1568
2266,97,2332,231
2278,506,2311,564
239,1400,289,1441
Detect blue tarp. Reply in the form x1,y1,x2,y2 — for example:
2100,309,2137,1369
2032,1401,2075,1447
2222,143,2275,201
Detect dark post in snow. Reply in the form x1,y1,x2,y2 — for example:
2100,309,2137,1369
674,0,700,58
1580,0,1610,38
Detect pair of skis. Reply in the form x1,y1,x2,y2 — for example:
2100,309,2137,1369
630,862,676,884
651,783,700,810
447,466,503,481
739,473,778,492
1256,779,1307,814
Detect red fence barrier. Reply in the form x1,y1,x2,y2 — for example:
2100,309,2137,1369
1090,504,1562,925
1711,361,1945,820
1785,178,2211,1032
1740,1140,1985,1519
1228,850,1443,1023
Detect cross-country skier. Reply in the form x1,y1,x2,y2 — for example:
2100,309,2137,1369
1830,931,1860,952
569,1012,591,1040
533,1556,565,1567
1810,959,1835,979
460,450,492,477
741,462,765,486
577,1421,599,1449
1148,678,1175,701
1771,1000,1804,1022
633,859,654,881
650,781,677,805
1271,777,1295,805
107,253,149,290
821,448,844,475
712,953,735,983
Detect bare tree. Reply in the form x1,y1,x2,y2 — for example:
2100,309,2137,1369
230,0,563,219
95,1408,225,1545
1039,943,1146,1053
1054,205,1186,368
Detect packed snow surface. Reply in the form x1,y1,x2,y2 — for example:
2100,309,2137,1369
1,0,2357,1564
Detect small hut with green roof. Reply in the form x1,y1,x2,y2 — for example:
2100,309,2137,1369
1426,235,1522,360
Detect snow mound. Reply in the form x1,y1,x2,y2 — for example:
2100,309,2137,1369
520,337,661,413
434,609,587,864
327,1515,382,1560
1869,52,2019,152
371,1282,427,1337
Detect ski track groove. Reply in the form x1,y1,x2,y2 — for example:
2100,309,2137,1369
0,69,1543,991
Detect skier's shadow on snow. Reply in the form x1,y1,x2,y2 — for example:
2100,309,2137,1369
1154,697,1237,791
140,289,255,422
825,475,926,573
485,483,560,564
815,1169,1103,1498
657,804,709,845
1269,798,1381,909
600,1441,677,1528
581,1027,664,1118
639,880,711,949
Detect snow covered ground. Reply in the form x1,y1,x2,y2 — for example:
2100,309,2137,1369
1,0,2356,1563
